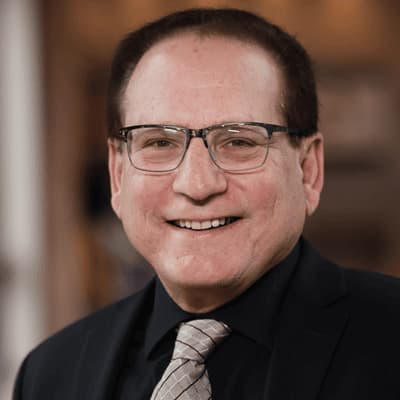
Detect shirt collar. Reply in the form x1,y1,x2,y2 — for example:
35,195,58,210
145,241,300,358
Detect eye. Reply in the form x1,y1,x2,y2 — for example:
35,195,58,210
144,138,176,148
225,138,257,147
210,125,269,150
133,127,185,151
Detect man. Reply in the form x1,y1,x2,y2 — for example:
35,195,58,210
14,8,400,400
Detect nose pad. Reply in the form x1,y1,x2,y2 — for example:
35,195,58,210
188,128,209,149
172,138,227,201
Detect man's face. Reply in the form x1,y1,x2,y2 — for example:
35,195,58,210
109,33,323,311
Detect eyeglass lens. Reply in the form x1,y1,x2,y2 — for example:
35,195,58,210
126,124,270,172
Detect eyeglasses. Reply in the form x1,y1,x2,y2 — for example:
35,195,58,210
115,122,304,173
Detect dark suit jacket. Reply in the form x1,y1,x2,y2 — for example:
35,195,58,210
13,241,400,399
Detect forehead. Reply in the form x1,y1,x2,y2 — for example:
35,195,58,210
122,33,284,126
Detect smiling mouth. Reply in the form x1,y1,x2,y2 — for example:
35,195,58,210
169,217,240,231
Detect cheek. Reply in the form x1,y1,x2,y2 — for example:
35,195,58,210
247,165,305,230
245,174,280,218
120,172,162,213
270,167,307,234
118,172,172,244
243,169,305,268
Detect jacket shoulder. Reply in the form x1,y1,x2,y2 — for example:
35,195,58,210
36,281,154,354
299,239,400,310
14,281,155,399
343,266,400,313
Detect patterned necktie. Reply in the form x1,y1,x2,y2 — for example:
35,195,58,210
150,319,231,400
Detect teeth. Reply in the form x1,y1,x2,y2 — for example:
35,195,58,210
173,217,236,230
211,219,220,227
192,221,201,230
201,221,212,229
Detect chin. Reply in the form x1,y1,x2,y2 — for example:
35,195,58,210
161,263,246,292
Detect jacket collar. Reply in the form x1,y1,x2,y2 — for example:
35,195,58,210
72,280,156,400
264,239,349,400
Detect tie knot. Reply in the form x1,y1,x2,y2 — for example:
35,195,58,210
173,319,231,362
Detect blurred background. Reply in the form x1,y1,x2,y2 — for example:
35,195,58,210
1,0,399,397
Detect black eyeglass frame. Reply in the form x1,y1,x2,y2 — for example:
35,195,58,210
115,122,307,172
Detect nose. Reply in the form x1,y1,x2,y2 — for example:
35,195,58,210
172,138,228,202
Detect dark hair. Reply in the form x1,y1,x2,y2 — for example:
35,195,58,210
107,8,318,141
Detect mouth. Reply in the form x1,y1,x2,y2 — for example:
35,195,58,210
168,217,240,231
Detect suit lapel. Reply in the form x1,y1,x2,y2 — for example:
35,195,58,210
72,281,155,400
264,242,349,400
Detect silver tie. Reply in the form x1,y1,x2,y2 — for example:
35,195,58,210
150,319,231,400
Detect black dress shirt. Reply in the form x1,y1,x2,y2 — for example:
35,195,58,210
114,243,300,399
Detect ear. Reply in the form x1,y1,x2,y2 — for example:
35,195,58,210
108,139,124,219
300,133,324,216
